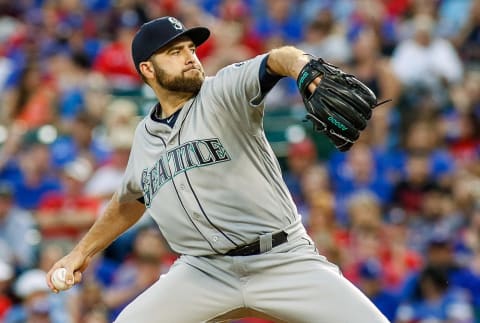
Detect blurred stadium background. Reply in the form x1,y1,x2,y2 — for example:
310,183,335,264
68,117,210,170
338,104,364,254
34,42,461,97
0,0,479,322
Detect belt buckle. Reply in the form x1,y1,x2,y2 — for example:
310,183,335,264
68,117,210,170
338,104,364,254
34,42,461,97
226,231,287,256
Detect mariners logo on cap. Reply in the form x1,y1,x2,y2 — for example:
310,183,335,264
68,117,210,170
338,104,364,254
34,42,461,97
168,17,183,30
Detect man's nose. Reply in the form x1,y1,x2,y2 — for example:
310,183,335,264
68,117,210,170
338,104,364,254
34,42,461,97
184,50,195,64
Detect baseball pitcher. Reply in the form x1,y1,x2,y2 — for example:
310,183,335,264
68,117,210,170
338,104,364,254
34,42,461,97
47,16,390,323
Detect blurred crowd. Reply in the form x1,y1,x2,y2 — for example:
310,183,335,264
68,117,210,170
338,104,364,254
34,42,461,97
0,0,479,322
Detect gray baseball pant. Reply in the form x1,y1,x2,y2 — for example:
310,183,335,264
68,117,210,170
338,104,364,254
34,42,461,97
113,232,389,323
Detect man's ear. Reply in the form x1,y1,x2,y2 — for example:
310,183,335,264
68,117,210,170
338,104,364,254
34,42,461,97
139,61,154,79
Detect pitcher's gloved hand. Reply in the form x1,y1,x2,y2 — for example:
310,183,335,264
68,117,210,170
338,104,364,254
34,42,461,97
297,57,390,151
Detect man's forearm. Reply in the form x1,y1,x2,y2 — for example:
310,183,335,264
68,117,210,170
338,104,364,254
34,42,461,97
73,193,145,259
266,46,311,79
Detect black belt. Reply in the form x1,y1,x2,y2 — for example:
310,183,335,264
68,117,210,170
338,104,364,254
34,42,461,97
225,231,288,256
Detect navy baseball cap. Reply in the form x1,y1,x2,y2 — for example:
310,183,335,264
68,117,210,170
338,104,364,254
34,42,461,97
131,16,210,73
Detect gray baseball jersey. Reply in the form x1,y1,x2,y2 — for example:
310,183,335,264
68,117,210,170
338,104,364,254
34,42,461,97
118,54,300,256
114,54,389,323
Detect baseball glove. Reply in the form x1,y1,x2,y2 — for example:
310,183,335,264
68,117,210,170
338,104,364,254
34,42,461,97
297,57,389,151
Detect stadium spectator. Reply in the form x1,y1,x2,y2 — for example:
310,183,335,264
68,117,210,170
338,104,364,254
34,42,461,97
201,0,263,76
75,280,109,323
347,190,383,231
82,73,113,124
400,231,480,312
44,49,91,125
1,59,58,129
391,151,437,218
5,269,70,323
456,198,480,313
347,27,401,106
441,71,480,174
216,0,263,55
459,203,480,264
451,170,480,217
346,0,399,56
50,111,111,168
92,11,142,92
201,19,257,75
253,0,303,46
35,157,99,249
2,131,61,211
103,226,173,321
300,162,331,194
0,181,40,271
395,265,474,323
299,163,332,220
305,189,345,265
283,137,319,214
380,210,423,291
408,184,463,255
299,0,356,26
328,142,393,225
341,192,386,282
399,118,456,186
85,123,136,208
356,258,401,322
391,13,463,110
297,9,352,66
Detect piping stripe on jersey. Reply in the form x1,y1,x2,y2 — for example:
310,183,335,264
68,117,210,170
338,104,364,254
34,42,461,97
177,98,239,248
144,123,222,254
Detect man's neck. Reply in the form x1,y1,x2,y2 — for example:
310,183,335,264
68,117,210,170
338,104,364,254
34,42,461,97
154,89,194,118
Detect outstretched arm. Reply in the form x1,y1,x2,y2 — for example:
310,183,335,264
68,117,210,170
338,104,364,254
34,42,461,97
268,46,386,152
46,192,146,292
266,46,311,80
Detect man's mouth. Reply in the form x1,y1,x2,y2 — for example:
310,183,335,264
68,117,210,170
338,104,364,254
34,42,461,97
184,66,199,73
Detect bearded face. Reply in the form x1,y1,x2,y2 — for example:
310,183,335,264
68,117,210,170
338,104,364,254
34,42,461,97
151,60,205,94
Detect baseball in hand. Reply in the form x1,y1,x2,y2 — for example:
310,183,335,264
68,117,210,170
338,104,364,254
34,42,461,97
51,268,71,291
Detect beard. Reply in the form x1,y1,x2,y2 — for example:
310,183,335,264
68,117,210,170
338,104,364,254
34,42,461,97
152,62,205,94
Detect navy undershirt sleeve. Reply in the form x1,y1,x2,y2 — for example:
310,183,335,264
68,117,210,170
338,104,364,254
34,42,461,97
259,55,284,95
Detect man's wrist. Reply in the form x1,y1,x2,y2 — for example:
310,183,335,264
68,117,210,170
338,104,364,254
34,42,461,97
291,55,311,80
